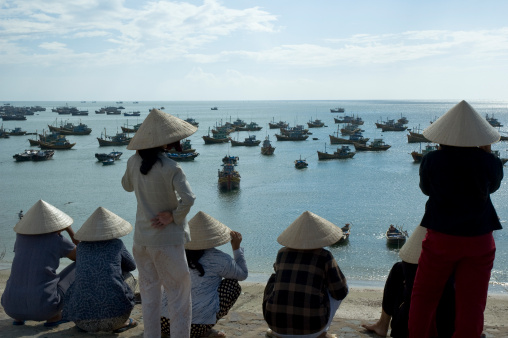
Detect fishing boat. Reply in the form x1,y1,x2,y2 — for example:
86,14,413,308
235,122,262,131
211,107,218,110
1,114,26,121
268,118,288,129
377,119,407,132
330,107,345,113
71,110,89,116
411,144,438,162
7,127,27,136
329,130,369,145
353,139,391,151
230,135,261,147
275,132,309,141
184,117,199,127
124,111,141,117
39,138,76,150
225,118,246,128
121,123,142,133
398,114,409,124
13,150,38,161
340,124,362,135
97,131,132,146
334,115,364,125
386,225,408,246
95,150,123,162
294,156,308,169
280,125,310,136
307,118,325,128
407,129,431,143
102,158,115,165
203,128,229,144
166,152,199,162
49,122,92,135
218,156,240,190
261,136,275,155
165,139,196,153
317,145,356,160
32,150,55,161
13,149,54,162
486,114,503,127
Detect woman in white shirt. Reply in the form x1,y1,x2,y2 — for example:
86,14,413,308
160,211,248,338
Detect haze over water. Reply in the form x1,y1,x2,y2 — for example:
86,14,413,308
1,100,507,293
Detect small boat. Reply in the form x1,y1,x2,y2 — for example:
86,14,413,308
486,114,503,127
32,150,55,161
261,136,275,155
124,111,141,117
307,119,325,128
121,123,142,133
317,145,356,160
49,122,92,135
1,114,26,121
211,107,218,110
353,139,391,151
166,139,196,153
13,150,38,162
386,225,408,247
268,118,288,129
97,131,132,146
340,124,362,135
95,150,123,162
334,115,364,125
71,110,89,116
218,156,240,190
203,127,229,144
398,114,409,125
225,118,246,128
294,156,308,169
407,129,431,143
184,117,199,127
330,130,369,145
411,144,438,162
7,127,27,136
235,122,262,131
330,107,345,113
230,135,261,147
166,152,199,162
275,132,309,141
333,223,351,245
376,119,407,132
39,139,76,150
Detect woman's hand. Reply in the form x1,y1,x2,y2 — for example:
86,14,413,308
230,231,242,250
151,211,174,229
65,226,80,246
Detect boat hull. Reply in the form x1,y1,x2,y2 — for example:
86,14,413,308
329,135,368,145
275,134,309,141
203,135,229,144
317,151,355,160
261,147,275,155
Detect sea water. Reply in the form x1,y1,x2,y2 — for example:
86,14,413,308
0,100,507,293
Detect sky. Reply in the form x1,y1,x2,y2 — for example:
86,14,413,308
1,0,508,101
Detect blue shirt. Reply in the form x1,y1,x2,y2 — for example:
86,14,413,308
63,239,136,321
1,232,75,321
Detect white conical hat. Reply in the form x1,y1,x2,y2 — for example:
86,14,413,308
185,211,232,250
423,100,500,147
74,207,132,241
14,200,73,235
399,225,427,264
277,211,343,250
127,109,198,150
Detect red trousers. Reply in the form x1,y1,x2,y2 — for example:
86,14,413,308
409,229,495,338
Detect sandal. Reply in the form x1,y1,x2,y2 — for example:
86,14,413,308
114,318,138,333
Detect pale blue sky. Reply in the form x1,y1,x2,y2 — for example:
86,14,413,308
1,0,508,101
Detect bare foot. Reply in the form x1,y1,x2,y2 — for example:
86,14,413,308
361,321,388,337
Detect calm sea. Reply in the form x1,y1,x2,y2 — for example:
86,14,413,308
1,100,507,293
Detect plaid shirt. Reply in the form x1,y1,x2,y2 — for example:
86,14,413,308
262,247,348,335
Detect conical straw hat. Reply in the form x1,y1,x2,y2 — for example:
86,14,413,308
422,100,500,147
399,225,427,264
277,211,343,250
127,109,198,150
14,200,73,235
74,207,132,241
185,211,232,250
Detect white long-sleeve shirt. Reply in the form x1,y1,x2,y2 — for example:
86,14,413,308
122,153,195,247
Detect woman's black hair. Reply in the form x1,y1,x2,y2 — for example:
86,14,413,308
138,147,163,175
185,249,205,277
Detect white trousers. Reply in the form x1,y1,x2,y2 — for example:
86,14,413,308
133,244,192,338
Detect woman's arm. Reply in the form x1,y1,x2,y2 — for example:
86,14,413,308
170,166,196,226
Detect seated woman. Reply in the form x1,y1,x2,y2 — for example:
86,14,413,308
160,211,248,338
1,200,78,327
62,207,138,333
362,225,455,337
263,211,349,338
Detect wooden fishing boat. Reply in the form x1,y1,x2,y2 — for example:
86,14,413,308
39,139,76,150
317,145,355,160
49,122,92,135
268,119,288,129
102,158,115,165
32,150,55,161
230,135,261,147
235,122,262,131
275,133,309,141
13,150,38,161
211,107,218,110
218,156,240,190
407,130,431,143
330,107,345,113
121,123,142,133
334,115,364,125
184,117,199,127
95,151,123,162
307,119,325,128
294,156,308,169
203,128,229,144
166,139,196,153
333,223,351,245
261,136,275,155
353,139,391,151
330,130,369,145
7,127,27,136
486,114,503,127
97,131,132,146
411,144,438,162
124,111,141,117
